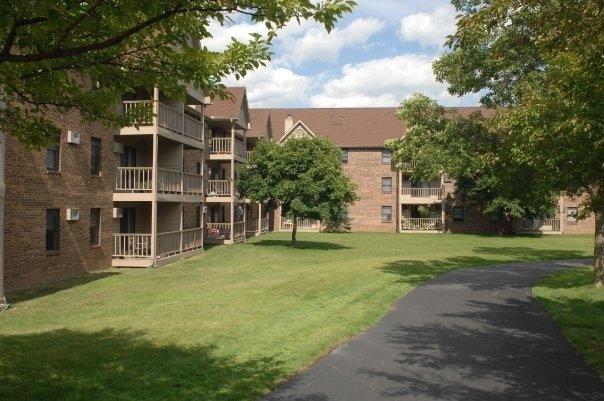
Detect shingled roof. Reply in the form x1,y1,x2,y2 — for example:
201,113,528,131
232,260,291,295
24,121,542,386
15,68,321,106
205,87,248,120
248,106,491,147
249,107,404,148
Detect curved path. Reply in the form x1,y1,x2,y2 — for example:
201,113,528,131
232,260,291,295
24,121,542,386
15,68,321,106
264,259,604,401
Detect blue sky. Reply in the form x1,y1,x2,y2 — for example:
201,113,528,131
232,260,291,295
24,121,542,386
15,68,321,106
204,0,481,108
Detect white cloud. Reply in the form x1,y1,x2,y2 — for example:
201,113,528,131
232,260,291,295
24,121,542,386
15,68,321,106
310,54,479,107
202,20,269,51
398,6,457,47
224,63,312,108
276,18,385,66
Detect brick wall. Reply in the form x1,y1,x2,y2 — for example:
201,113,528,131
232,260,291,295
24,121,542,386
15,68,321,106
344,149,398,232
4,110,116,290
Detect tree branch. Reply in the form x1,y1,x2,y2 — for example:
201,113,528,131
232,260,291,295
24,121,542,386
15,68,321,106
0,6,242,63
54,0,107,49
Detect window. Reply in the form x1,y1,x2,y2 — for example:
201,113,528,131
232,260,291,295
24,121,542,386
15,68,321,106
196,162,202,175
46,209,60,252
46,133,60,172
381,206,392,223
341,149,348,164
90,209,101,246
382,177,393,193
453,206,464,221
567,207,578,223
91,138,101,175
381,149,392,164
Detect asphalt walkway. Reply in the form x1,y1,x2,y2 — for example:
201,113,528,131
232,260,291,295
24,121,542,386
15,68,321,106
264,259,604,401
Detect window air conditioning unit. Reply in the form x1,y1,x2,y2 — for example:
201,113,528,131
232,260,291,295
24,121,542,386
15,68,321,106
66,208,80,221
202,206,208,214
113,142,124,154
113,207,123,219
67,130,81,145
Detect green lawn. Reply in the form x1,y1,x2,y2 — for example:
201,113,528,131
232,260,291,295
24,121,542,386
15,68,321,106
533,267,604,376
0,232,594,401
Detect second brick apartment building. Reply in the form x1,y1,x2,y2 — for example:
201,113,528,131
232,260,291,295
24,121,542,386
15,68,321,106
2,86,595,291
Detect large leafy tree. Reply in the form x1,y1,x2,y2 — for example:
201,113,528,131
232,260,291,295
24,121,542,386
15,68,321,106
0,0,355,147
386,94,558,232
432,0,603,285
237,137,357,246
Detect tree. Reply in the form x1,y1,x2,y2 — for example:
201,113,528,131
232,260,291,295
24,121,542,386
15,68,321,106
237,137,357,246
429,0,604,285
0,0,355,147
386,94,557,233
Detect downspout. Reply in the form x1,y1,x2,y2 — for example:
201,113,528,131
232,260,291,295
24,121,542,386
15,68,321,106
0,129,7,311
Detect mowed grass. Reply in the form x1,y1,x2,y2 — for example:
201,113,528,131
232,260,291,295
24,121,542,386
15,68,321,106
0,232,593,401
533,267,604,375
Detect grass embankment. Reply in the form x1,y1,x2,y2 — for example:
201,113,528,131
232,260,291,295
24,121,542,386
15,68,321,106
533,267,603,376
0,232,593,400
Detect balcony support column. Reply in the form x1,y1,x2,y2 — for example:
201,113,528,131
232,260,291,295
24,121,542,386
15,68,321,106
258,204,262,233
150,86,160,266
230,120,236,242
396,171,402,233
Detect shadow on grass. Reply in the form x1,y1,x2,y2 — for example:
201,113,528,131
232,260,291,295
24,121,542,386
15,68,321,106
533,268,604,375
8,271,121,304
0,328,285,401
379,246,588,288
248,239,352,250
473,247,589,261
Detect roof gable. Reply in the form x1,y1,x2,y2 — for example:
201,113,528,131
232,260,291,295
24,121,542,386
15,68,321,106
279,120,317,143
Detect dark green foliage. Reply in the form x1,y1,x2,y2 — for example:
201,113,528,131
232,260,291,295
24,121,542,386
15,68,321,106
237,137,357,244
0,0,355,147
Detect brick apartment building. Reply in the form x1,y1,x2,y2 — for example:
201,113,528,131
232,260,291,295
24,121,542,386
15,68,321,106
1,86,595,291
248,106,596,235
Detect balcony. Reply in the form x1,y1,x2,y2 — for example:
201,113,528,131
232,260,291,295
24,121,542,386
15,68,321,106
400,187,444,204
280,218,320,232
120,100,204,149
205,180,233,201
400,218,443,232
114,167,203,201
517,218,562,235
208,137,246,161
112,228,203,267
205,222,246,244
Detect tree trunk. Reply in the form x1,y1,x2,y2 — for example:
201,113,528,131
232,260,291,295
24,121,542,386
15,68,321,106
594,205,603,287
291,217,298,247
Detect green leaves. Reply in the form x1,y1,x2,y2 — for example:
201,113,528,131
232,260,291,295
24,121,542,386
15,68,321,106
237,137,357,224
0,0,354,147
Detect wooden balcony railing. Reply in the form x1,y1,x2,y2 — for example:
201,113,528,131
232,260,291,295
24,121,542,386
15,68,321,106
520,218,561,232
400,161,416,171
122,101,203,143
233,222,245,239
206,180,231,197
113,234,152,258
208,137,246,158
183,114,203,141
116,167,202,195
114,229,203,261
157,168,182,193
401,218,442,231
208,137,231,154
115,167,152,192
206,223,231,239
182,228,204,252
183,172,203,195
400,187,443,199
156,230,182,259
281,218,319,230
246,218,259,232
